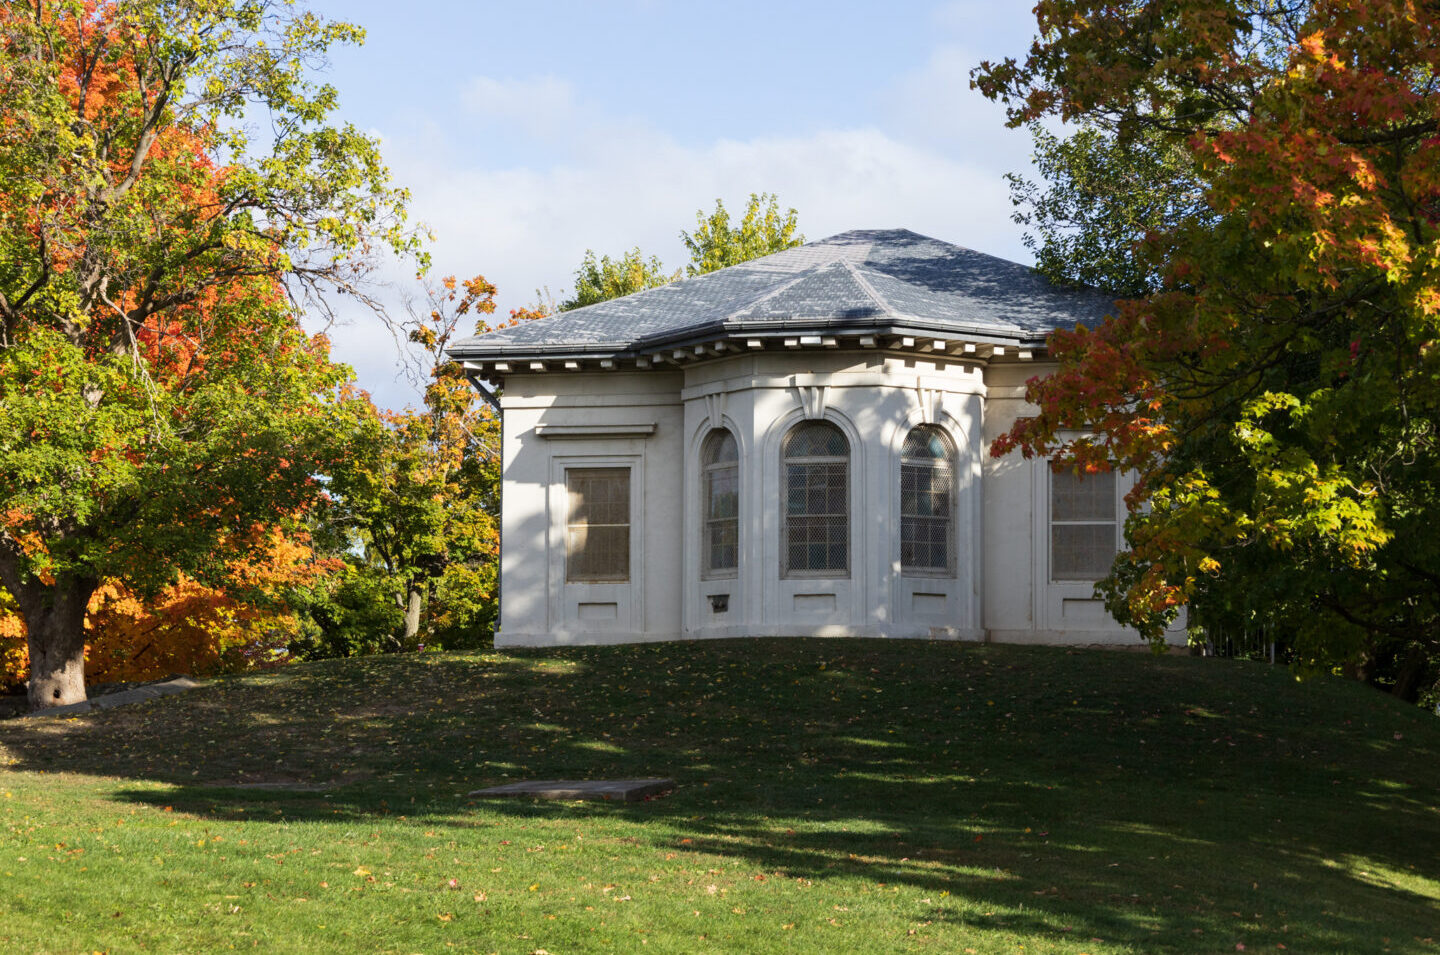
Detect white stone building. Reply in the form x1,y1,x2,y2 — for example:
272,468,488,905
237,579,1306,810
451,229,1180,648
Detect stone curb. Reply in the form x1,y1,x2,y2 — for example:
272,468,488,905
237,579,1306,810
20,676,205,718
469,778,675,802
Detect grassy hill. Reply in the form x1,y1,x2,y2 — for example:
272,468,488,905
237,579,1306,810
0,639,1436,953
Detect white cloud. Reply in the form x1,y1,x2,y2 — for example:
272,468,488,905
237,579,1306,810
315,36,1039,413
460,75,581,141
396,124,1026,304
316,120,1027,414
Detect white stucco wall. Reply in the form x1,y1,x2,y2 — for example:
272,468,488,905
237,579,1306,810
677,350,984,641
497,371,684,646
982,362,1185,647
495,349,1179,648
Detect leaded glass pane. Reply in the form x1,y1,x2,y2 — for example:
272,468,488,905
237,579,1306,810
703,430,739,465
567,469,629,525
900,426,955,573
901,517,949,570
902,427,949,460
782,422,849,575
1050,524,1116,580
783,421,848,458
1051,469,1116,521
706,521,738,573
786,515,848,573
706,468,738,520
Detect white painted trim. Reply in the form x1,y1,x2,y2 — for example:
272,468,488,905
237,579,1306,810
535,423,657,439
987,629,1179,647
548,452,646,637
682,371,986,403
497,629,682,648
505,626,989,644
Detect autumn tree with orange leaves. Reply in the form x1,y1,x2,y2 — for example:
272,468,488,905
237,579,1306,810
976,1,1440,700
0,2,422,709
0,527,336,694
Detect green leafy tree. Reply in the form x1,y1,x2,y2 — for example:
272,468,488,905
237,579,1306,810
559,249,678,311
558,193,804,311
975,1,1440,700
681,192,803,277
317,277,504,654
1009,124,1207,297
0,2,421,709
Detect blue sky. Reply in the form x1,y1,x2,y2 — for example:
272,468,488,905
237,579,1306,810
301,0,1042,409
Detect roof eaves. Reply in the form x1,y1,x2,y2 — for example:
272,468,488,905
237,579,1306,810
456,317,1047,364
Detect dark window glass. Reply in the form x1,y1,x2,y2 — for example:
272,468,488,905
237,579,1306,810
782,422,849,575
702,430,739,575
566,468,630,582
1050,468,1118,580
900,426,955,574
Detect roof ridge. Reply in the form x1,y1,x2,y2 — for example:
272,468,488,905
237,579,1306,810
838,258,899,320
719,261,836,322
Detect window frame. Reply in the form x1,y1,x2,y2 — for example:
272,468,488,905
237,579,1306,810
1047,466,1121,582
700,429,740,579
899,425,957,578
780,420,851,579
564,466,632,584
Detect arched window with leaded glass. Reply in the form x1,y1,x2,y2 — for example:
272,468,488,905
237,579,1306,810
900,425,955,575
782,420,849,577
701,429,739,577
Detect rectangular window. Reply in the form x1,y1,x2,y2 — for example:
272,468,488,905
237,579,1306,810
566,468,630,582
1050,468,1118,580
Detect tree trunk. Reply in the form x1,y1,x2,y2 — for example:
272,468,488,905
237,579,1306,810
1342,648,1375,685
18,575,97,711
403,584,423,649
1389,645,1431,704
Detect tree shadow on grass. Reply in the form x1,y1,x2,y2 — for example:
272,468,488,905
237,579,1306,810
2,640,1438,952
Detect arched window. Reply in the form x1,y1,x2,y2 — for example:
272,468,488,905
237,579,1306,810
900,426,955,575
782,420,849,576
702,429,739,576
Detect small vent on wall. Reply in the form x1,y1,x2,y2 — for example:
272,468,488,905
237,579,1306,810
708,593,730,614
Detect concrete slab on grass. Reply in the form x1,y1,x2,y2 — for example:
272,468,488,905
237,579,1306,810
469,778,674,802
21,676,204,718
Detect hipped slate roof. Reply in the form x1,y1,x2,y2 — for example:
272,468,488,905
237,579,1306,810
448,229,1115,362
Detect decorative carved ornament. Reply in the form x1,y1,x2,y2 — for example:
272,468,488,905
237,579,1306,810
799,385,828,420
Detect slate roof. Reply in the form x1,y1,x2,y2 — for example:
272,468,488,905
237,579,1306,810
448,229,1115,362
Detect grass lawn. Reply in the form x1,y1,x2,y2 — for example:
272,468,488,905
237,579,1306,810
0,639,1437,954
